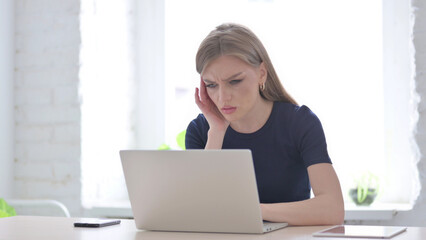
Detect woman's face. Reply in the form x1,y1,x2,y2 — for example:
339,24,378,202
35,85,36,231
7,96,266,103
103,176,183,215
201,55,266,123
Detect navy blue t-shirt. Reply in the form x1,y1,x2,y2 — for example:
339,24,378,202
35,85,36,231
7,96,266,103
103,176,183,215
185,101,332,203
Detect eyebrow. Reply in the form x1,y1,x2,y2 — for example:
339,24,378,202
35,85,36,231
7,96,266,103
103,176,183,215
203,72,244,83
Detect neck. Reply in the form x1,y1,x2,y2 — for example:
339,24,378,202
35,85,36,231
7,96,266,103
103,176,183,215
230,99,274,134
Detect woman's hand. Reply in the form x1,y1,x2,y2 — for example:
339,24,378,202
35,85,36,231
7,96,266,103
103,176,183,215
195,79,230,132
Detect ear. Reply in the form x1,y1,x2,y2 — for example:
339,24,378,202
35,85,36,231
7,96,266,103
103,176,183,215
259,62,267,84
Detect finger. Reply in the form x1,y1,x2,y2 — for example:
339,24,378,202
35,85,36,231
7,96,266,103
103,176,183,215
194,87,200,104
194,87,203,108
199,79,208,102
200,79,214,102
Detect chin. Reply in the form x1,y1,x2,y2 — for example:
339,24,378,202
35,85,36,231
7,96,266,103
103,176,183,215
224,114,241,123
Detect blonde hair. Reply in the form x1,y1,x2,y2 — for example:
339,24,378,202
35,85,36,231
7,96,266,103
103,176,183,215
196,23,297,105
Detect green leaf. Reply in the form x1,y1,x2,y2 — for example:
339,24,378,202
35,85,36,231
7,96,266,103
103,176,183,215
158,144,171,150
357,186,368,203
0,198,16,218
355,171,379,204
176,130,186,150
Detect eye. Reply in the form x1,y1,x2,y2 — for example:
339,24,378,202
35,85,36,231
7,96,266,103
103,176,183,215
229,79,242,85
205,83,217,88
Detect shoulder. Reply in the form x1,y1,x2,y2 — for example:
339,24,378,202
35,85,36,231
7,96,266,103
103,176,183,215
187,114,209,131
273,102,324,138
185,114,209,149
273,102,319,123
294,105,320,123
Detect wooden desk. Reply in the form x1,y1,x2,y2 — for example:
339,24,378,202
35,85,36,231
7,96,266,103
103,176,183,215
0,216,422,240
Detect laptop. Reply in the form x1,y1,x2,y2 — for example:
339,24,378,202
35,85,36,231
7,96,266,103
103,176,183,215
120,149,288,234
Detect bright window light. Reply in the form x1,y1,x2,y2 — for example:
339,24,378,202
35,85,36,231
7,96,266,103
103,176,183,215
81,0,411,205
164,0,384,203
80,0,135,206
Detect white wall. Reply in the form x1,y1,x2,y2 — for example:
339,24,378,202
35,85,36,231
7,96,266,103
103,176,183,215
382,0,415,204
0,0,14,198
14,0,82,216
349,0,426,226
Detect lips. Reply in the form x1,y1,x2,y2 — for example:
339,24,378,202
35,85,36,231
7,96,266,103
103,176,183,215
221,106,237,114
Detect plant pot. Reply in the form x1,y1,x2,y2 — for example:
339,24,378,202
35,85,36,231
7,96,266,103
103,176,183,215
349,188,377,206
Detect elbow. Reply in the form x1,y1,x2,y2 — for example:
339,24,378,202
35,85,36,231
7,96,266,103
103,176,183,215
326,190,345,225
332,208,345,225
327,201,345,225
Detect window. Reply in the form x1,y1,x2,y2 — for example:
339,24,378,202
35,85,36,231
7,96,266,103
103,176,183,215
80,0,136,206
164,0,390,203
80,0,414,206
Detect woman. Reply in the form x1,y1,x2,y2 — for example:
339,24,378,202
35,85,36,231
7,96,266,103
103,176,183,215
185,23,344,225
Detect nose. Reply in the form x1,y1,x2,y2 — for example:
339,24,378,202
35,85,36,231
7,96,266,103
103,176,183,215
218,86,232,103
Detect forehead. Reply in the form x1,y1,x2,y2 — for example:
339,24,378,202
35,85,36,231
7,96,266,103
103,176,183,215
202,55,254,79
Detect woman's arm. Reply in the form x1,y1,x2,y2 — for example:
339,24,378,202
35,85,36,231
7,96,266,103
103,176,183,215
194,79,229,149
260,163,344,225
205,129,227,149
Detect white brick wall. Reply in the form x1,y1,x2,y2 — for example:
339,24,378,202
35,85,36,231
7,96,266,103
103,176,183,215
14,0,82,216
0,0,14,198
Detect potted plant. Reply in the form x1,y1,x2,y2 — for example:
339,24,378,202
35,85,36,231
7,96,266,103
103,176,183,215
158,130,186,150
349,172,379,206
0,198,16,218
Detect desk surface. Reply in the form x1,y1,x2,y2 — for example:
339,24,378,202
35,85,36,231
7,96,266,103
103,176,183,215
0,216,422,240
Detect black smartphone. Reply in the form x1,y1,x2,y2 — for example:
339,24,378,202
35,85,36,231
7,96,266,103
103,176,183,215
74,219,121,228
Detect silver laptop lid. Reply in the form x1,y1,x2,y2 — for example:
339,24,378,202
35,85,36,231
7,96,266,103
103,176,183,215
120,150,265,234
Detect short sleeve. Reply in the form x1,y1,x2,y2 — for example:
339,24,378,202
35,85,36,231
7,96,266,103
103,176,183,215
292,106,332,168
185,114,209,149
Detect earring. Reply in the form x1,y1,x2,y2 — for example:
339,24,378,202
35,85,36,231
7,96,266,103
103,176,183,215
260,82,266,91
